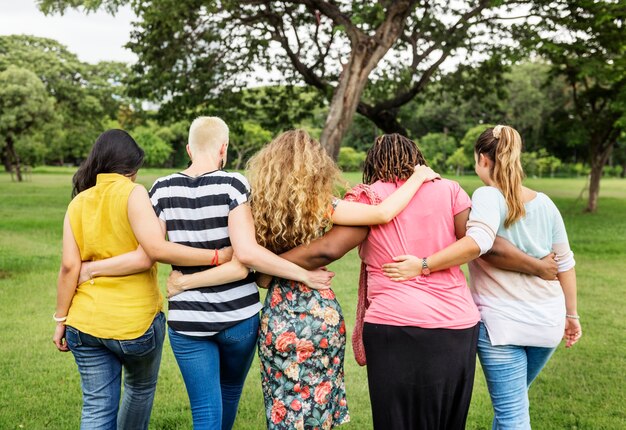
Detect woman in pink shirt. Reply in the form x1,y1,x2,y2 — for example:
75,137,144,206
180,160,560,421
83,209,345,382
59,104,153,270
353,134,480,429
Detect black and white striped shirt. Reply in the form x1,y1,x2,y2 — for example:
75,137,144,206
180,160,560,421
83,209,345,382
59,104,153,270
149,170,261,337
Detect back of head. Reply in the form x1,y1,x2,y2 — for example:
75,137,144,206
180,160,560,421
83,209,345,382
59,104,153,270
475,125,525,227
363,133,427,184
188,116,229,157
246,129,342,253
72,129,144,197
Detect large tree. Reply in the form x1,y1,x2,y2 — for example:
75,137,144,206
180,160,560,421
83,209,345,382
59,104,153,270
0,35,133,165
527,1,626,212
0,66,55,181
39,0,543,159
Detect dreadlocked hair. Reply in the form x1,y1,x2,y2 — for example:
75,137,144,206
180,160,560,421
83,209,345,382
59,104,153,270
363,133,428,184
246,129,344,254
475,125,525,228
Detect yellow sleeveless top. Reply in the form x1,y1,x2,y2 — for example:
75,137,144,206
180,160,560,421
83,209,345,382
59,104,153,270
65,173,163,339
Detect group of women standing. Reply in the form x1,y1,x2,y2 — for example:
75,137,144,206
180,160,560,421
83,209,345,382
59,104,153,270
53,118,580,430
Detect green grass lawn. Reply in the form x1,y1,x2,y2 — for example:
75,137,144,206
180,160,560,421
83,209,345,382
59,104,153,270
0,168,624,429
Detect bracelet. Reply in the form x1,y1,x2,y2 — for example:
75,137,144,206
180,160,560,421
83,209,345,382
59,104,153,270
211,249,219,266
53,313,67,322
566,314,580,319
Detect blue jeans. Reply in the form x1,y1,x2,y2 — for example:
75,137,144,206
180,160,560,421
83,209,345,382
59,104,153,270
477,322,556,430
65,312,166,430
168,315,259,430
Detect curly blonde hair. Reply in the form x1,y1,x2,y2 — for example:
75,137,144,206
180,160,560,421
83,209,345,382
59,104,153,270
246,129,343,254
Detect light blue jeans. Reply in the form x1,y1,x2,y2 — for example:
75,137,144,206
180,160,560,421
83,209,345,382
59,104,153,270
477,322,556,430
168,314,259,430
65,312,166,430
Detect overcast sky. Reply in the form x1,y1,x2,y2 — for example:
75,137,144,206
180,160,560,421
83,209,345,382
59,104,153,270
0,0,137,64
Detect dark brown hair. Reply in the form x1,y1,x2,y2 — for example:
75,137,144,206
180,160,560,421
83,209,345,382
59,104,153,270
72,129,144,197
363,133,427,184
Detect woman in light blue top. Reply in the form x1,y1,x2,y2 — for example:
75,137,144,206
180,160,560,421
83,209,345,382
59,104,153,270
382,125,581,429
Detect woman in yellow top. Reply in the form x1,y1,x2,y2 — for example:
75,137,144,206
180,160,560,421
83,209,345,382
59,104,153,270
52,129,248,430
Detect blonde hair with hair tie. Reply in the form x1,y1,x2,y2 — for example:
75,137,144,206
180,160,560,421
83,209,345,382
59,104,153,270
492,125,504,139
475,125,525,227
246,129,344,254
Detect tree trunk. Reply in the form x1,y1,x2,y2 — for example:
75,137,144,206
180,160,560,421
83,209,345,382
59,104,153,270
5,136,23,182
585,141,613,213
320,43,377,160
320,2,414,159
621,160,626,178
1,145,12,172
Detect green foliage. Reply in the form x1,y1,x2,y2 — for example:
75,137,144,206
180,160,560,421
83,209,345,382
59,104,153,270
446,147,471,175
417,133,457,172
133,126,173,167
0,66,56,174
337,147,366,172
0,35,136,165
230,121,273,170
461,124,496,159
0,66,55,136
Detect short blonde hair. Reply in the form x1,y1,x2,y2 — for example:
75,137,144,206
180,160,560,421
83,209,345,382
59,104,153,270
188,116,229,156
246,129,344,254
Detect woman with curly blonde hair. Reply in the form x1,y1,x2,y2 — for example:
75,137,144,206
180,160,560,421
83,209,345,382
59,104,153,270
246,129,438,429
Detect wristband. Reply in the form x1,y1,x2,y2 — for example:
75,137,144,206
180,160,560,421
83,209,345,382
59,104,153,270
566,314,580,320
211,249,219,266
53,313,67,322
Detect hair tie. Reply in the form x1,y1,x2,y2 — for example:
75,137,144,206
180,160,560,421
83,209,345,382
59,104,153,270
492,125,504,139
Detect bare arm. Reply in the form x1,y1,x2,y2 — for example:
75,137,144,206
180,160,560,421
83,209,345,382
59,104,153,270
53,212,81,352
279,225,369,269
255,225,368,288
78,245,234,284
78,246,153,284
559,268,581,348
482,238,558,280
167,256,250,298
128,186,219,265
332,165,439,225
229,203,334,290
382,208,479,280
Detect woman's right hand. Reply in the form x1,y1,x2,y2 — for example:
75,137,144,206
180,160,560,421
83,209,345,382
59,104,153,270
303,267,335,290
167,270,185,298
414,165,440,182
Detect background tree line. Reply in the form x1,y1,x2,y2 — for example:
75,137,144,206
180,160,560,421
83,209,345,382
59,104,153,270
1,0,624,212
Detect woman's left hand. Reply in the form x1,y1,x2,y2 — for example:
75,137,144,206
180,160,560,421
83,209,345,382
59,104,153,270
563,318,582,348
53,324,69,352
382,255,422,281
77,261,93,285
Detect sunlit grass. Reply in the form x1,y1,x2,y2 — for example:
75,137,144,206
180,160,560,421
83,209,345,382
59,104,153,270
0,169,624,429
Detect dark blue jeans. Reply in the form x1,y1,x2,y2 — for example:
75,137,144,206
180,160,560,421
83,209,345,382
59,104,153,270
168,314,259,430
66,312,166,430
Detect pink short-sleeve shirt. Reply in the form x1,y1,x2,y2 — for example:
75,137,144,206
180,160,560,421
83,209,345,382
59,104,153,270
353,178,480,329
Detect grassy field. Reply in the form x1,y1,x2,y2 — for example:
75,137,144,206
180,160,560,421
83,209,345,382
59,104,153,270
0,168,624,429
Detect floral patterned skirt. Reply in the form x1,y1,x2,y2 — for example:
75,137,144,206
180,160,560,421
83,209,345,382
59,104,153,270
258,277,350,429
